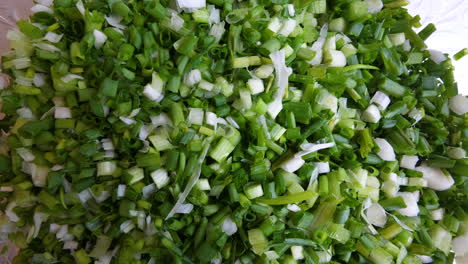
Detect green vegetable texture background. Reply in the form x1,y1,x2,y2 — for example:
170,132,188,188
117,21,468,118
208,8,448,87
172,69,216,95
0,0,467,263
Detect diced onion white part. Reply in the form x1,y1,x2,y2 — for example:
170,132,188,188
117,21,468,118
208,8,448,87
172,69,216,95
31,164,49,187
198,80,214,91
222,217,238,236
336,33,352,43
174,203,194,214
308,24,328,65
166,159,205,219
429,49,447,64
296,142,336,157
452,235,468,257
267,50,293,118
281,45,294,58
78,189,93,203
324,35,336,51
389,33,406,46
205,112,217,129
142,184,157,199
326,50,347,67
101,138,114,151
315,162,330,174
51,165,64,172
170,13,185,32
281,156,305,173
362,104,381,123
209,22,226,42
33,43,61,52
264,251,279,260
22,161,32,175
349,168,368,188
255,64,274,79
103,151,115,158
247,79,265,95
408,108,424,124
31,4,53,14
16,147,35,162
76,0,85,16
287,4,295,16
187,108,204,125
15,76,32,86
245,184,264,199
211,259,222,264
449,95,468,115
92,190,110,203
61,74,83,83
397,191,420,217
151,113,173,127
317,251,332,263
151,168,169,189
291,246,305,260
403,40,411,52
364,0,383,13
417,255,433,264
17,107,34,119
13,58,31,70
120,220,135,234
316,90,338,114
33,211,47,238
267,17,282,33
6,202,19,222
370,91,391,110
447,147,466,159
366,203,387,227
177,0,206,9
258,115,270,139
430,208,444,221
400,155,419,170
50,223,61,233
234,89,252,110
415,164,454,191
33,73,46,87
97,161,117,176
37,0,53,6
287,204,301,212
117,184,126,198
374,138,396,161
105,15,127,30
196,178,211,191
119,116,136,125
366,176,380,188
143,72,165,102
0,186,14,192
184,69,202,87
54,107,72,119
138,124,152,141
208,5,220,25
63,241,78,250
93,29,108,49
209,184,224,197
56,224,73,241
278,19,296,37
226,116,240,129
44,32,63,43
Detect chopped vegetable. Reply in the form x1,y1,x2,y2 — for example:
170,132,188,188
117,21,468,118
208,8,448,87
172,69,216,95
0,0,466,263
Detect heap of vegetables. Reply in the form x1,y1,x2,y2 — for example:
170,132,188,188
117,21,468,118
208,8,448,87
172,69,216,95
0,0,467,263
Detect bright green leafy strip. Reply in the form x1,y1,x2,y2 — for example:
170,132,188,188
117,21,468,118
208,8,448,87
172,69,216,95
0,0,467,264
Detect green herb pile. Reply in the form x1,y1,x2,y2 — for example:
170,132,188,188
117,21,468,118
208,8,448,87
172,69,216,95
0,0,467,263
